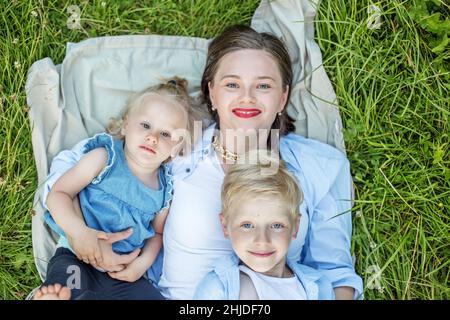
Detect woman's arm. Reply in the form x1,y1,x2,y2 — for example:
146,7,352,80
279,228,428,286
141,207,168,268
107,234,161,282
302,159,363,300
334,286,356,300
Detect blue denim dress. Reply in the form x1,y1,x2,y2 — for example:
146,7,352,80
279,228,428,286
45,133,173,254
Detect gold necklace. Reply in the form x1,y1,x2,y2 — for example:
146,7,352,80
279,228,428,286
211,135,239,162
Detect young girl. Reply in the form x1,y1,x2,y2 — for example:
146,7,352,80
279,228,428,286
194,151,335,300
34,78,194,300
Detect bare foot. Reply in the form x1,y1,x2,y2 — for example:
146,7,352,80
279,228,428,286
33,283,71,300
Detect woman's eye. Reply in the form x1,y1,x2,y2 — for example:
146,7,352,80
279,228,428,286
226,83,239,89
271,223,284,229
257,83,270,89
141,122,151,129
241,223,253,229
161,131,171,139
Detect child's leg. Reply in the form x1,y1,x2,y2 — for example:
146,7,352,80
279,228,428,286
36,247,164,300
105,276,165,300
36,247,106,300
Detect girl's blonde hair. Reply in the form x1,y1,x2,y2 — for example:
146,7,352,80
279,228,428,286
107,77,200,154
221,150,303,222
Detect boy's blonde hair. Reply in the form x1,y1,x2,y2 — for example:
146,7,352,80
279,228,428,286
221,150,303,222
107,76,202,154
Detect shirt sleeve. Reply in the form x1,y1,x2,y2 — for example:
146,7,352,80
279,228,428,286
193,272,227,300
301,158,363,298
42,138,90,210
82,133,116,184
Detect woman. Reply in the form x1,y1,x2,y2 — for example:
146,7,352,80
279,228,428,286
42,25,362,300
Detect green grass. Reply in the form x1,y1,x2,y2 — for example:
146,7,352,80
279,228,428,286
315,0,449,299
0,0,448,300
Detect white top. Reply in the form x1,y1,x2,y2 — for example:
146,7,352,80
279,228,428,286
238,265,307,300
158,145,308,299
159,149,233,299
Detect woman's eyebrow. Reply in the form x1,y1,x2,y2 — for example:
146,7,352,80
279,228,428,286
256,76,276,81
220,74,240,80
220,75,276,81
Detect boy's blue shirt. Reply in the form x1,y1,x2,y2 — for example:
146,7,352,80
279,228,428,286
193,253,336,300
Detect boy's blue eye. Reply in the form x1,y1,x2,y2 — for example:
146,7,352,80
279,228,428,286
141,122,151,129
271,223,284,229
241,223,253,229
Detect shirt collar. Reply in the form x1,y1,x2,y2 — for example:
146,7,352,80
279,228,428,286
198,123,217,154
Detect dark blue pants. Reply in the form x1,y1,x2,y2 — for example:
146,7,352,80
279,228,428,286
42,247,165,300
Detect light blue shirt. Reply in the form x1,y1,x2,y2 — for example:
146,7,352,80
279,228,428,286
194,254,335,300
43,123,363,296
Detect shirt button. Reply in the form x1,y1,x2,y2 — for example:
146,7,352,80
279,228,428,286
203,150,208,155
186,168,191,173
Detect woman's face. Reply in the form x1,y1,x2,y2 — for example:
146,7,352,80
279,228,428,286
208,49,288,133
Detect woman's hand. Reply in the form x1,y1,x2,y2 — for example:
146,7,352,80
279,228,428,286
95,230,141,272
107,255,149,282
107,224,164,282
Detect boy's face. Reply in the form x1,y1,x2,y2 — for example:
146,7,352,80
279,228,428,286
221,196,300,277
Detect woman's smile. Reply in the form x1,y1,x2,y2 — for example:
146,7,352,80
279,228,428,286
232,108,262,118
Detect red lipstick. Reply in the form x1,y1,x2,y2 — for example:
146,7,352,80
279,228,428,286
232,108,261,118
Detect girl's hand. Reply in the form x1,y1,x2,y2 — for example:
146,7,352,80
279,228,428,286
107,255,149,282
67,227,108,266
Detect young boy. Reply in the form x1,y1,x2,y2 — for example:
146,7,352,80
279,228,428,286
194,151,335,300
